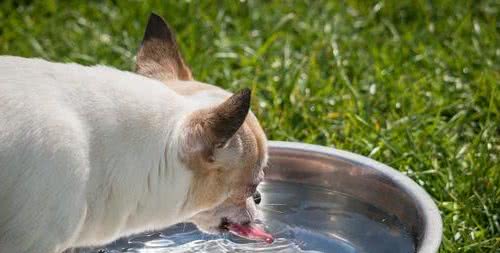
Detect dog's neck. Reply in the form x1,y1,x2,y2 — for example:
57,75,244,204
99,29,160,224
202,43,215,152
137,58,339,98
76,109,196,246
60,65,201,245
121,115,194,234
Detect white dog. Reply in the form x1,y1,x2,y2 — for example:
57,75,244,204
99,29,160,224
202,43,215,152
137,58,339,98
0,13,271,253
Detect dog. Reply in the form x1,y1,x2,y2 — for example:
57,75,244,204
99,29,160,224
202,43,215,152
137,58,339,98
0,13,270,253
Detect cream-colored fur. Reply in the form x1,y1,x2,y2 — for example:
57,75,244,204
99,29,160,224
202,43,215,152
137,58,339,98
0,56,210,252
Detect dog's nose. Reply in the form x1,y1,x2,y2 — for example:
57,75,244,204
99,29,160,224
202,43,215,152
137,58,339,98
252,190,261,205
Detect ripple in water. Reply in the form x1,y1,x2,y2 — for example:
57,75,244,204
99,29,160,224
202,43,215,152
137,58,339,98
76,180,414,253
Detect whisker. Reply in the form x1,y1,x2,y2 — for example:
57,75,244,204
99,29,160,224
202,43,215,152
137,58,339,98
245,209,254,221
258,206,285,214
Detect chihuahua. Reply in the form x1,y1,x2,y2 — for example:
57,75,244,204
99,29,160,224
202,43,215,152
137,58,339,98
0,13,270,253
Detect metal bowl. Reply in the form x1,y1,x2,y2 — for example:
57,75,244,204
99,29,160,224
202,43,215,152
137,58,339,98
266,141,442,253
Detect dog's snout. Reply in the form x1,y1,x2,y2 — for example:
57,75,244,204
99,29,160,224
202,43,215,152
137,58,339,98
252,190,261,205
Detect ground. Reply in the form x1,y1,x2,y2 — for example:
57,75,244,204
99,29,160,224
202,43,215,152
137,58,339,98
0,1,498,252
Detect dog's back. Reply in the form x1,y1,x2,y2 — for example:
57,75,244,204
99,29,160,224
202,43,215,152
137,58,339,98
0,56,94,252
0,56,188,253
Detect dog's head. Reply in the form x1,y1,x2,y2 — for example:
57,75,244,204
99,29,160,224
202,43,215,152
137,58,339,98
182,108,268,235
134,14,269,237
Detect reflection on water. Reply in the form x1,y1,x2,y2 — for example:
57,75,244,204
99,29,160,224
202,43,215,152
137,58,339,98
76,180,414,253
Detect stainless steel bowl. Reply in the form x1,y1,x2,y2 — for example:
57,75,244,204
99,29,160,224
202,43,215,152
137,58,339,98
267,141,442,253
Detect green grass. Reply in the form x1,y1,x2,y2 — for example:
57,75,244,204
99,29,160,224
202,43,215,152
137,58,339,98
1,0,499,252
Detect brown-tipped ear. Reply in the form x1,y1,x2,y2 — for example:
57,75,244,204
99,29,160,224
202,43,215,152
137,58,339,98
136,13,192,81
208,88,251,147
189,89,251,149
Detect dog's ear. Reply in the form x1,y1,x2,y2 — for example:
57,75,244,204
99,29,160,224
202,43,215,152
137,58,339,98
136,13,192,81
186,89,251,158
205,88,251,148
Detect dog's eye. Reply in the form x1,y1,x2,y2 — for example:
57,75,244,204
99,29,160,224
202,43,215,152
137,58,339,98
252,190,262,205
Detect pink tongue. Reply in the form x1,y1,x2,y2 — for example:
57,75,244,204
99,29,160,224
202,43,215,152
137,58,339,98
228,223,274,244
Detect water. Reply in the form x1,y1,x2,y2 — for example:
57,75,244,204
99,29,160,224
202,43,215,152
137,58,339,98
77,180,415,253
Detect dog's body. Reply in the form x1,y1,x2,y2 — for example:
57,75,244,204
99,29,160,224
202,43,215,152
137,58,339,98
0,14,268,253
0,56,195,252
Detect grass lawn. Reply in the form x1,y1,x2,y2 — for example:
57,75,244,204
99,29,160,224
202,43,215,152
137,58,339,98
1,0,498,252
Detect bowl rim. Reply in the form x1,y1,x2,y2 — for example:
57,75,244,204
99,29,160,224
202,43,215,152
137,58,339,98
268,141,442,253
